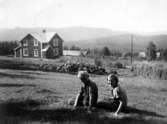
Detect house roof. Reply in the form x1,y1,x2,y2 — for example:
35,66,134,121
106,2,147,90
42,45,50,52
14,46,21,51
30,32,56,43
18,31,64,43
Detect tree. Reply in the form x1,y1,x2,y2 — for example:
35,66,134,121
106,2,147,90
89,48,101,57
161,49,167,61
146,41,157,61
70,45,81,50
101,46,111,56
63,46,69,50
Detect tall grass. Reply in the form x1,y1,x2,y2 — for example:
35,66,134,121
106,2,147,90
133,61,167,80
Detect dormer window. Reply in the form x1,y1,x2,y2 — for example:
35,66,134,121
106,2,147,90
34,39,38,46
23,40,28,46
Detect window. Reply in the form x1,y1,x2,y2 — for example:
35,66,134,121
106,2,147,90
23,40,28,46
34,39,38,46
23,48,28,56
34,49,39,57
53,49,59,56
53,38,59,47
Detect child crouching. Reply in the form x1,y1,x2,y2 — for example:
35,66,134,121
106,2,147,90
97,74,127,116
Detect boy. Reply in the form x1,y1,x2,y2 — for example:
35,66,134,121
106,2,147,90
74,71,98,109
98,74,127,116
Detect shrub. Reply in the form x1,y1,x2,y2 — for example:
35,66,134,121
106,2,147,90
114,62,123,68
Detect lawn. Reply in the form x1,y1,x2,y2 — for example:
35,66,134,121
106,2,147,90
0,68,166,124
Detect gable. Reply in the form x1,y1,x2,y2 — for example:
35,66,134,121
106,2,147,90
20,34,35,43
54,33,64,42
49,33,63,46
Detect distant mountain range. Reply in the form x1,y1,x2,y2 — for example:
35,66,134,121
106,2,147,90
0,27,167,51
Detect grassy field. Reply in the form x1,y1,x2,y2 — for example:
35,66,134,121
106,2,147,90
0,68,167,124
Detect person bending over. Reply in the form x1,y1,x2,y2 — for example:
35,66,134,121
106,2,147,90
74,71,98,110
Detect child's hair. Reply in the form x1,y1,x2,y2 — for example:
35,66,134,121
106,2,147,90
107,74,119,84
77,71,89,79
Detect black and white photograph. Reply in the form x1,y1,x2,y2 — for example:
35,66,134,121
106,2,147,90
0,0,167,124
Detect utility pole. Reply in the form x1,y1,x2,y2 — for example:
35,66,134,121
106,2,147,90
131,34,133,71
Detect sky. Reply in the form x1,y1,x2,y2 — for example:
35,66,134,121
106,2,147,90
0,0,167,33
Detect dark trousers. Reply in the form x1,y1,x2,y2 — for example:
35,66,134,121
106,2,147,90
97,99,120,112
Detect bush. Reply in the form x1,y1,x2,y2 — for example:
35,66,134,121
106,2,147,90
114,62,123,68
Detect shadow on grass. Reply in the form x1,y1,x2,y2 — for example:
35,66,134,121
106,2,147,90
0,72,35,79
125,106,165,118
0,100,166,124
97,102,165,118
0,83,35,87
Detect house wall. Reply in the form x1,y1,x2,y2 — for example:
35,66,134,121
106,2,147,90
15,49,21,57
20,34,41,58
59,39,63,56
47,34,63,58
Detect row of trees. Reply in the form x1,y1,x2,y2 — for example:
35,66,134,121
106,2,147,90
63,45,81,51
90,47,123,57
64,45,123,57
64,45,136,57
64,42,167,61
0,41,18,55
